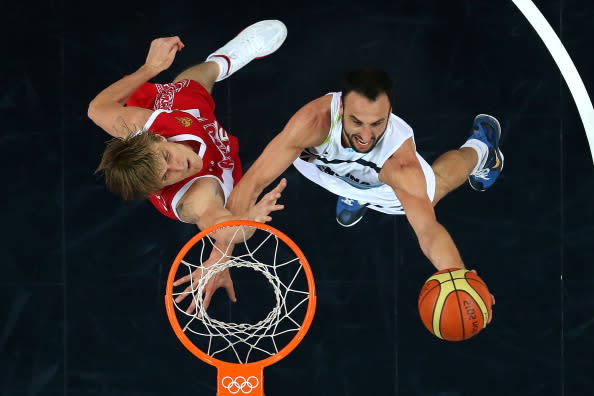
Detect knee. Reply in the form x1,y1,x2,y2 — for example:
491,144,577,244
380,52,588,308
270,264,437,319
431,170,454,205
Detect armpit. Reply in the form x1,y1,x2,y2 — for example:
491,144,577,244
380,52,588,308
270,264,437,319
176,202,200,224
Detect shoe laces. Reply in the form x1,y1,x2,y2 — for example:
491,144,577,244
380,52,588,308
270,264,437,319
341,197,355,206
471,168,491,180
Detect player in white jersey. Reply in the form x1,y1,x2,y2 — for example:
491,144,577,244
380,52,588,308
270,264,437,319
227,68,503,273
294,91,436,216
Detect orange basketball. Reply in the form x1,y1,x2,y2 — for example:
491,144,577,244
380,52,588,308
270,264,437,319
418,268,492,341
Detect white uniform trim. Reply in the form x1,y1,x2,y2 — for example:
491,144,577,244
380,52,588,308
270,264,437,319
162,131,234,220
171,174,232,221
292,92,435,215
166,134,207,158
137,109,233,221
134,109,203,136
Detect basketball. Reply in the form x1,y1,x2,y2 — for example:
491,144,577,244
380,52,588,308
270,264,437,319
418,268,492,341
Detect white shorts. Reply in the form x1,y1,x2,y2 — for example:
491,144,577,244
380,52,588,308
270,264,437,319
292,153,436,215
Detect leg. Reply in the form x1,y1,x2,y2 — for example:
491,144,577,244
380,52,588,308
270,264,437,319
431,147,478,205
173,20,286,92
205,20,286,82
432,114,504,205
173,61,220,93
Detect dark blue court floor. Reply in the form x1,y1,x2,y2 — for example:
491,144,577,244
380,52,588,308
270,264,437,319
2,0,594,395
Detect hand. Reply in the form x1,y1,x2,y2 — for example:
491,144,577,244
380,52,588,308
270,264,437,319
470,269,496,324
143,36,185,74
249,178,287,223
173,248,237,315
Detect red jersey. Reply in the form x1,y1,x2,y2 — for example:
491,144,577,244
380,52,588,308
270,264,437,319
126,79,242,222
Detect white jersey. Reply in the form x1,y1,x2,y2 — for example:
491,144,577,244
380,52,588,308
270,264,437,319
292,92,435,215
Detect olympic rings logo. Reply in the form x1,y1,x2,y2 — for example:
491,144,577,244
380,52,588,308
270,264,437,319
221,376,260,394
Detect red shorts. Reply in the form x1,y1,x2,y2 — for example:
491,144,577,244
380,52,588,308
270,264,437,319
126,79,216,117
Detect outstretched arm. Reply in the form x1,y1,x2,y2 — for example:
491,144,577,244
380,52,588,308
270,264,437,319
87,36,185,138
172,177,287,313
379,138,465,271
227,94,333,215
172,95,331,313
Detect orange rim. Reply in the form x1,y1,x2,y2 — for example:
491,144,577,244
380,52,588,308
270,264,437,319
165,220,317,371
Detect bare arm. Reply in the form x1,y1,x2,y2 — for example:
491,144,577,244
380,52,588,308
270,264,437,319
169,93,332,312
172,177,286,313
379,138,465,271
174,177,286,239
87,36,185,138
227,95,333,215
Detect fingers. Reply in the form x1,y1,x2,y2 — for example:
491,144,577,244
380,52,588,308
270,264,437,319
263,178,287,202
172,36,185,51
145,36,184,72
273,178,288,193
186,298,197,315
180,280,200,314
199,288,214,318
175,283,194,304
175,268,236,316
166,37,184,56
264,187,283,201
250,179,286,224
174,269,202,306
225,283,237,303
263,179,286,207
487,294,495,324
173,273,191,287
152,36,185,49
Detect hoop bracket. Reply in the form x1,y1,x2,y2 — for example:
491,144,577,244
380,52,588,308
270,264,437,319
217,363,263,395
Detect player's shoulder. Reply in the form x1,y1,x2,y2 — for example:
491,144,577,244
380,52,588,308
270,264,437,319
172,177,226,223
177,177,224,207
294,95,332,127
388,112,414,135
283,96,332,147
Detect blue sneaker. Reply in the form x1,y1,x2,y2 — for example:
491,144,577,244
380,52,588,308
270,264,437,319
336,196,368,227
467,114,504,192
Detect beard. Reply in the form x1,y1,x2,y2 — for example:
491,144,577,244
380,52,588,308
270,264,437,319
342,125,385,153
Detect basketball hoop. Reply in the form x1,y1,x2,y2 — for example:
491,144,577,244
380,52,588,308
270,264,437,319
165,220,316,395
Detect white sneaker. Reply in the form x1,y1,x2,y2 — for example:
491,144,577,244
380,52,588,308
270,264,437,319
206,20,287,82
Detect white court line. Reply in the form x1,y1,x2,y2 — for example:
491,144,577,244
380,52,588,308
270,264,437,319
511,0,594,165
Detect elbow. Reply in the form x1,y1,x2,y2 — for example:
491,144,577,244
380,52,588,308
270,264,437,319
87,99,108,128
87,99,98,123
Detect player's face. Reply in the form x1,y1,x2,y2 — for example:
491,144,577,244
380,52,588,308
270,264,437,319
340,92,391,153
153,138,203,187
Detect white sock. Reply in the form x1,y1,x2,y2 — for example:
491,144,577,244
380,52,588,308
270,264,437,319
461,138,489,174
205,55,229,81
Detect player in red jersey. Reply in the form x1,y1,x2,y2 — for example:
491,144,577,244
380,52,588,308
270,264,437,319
88,20,288,312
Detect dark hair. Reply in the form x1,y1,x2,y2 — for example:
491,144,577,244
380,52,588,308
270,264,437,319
341,68,394,104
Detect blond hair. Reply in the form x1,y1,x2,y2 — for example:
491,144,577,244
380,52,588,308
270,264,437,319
95,131,163,200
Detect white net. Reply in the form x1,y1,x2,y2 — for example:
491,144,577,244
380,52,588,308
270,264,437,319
169,224,313,364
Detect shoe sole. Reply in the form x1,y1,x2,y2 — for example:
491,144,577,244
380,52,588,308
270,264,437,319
468,114,504,192
474,114,501,144
336,216,364,227
475,114,504,170
209,20,287,82
235,20,287,60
